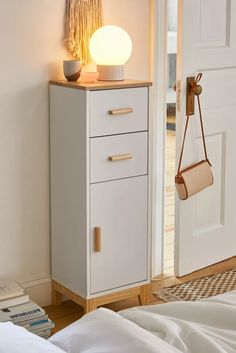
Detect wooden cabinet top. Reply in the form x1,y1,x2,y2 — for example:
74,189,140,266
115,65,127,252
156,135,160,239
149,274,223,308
49,79,152,91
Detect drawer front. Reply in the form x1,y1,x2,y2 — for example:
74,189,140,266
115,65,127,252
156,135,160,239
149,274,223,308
90,176,148,294
89,87,148,137
90,132,147,183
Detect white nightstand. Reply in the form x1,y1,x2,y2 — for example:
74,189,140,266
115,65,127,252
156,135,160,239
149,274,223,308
49,79,152,312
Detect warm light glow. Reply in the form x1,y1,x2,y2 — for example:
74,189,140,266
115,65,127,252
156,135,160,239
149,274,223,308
89,25,132,65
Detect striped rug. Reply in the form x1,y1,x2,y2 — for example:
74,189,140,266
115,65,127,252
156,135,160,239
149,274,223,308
154,268,236,302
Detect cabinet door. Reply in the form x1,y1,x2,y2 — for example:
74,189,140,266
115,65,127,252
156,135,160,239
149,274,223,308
90,176,148,294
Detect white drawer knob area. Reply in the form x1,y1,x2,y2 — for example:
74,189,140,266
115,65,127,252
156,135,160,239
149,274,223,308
50,79,152,312
90,87,148,137
90,132,148,183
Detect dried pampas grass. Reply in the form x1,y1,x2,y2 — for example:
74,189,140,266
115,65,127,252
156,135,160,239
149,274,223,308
64,0,103,64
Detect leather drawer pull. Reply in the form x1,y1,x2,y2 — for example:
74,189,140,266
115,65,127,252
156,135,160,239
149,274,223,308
108,153,133,162
94,227,101,252
108,108,133,115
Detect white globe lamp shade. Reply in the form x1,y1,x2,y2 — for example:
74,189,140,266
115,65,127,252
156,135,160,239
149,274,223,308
89,25,132,81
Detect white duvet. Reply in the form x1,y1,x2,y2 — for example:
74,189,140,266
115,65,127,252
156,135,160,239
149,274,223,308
50,290,236,353
50,307,181,353
1,291,235,353
120,290,236,353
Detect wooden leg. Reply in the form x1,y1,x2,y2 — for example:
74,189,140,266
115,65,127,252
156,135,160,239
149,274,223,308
138,284,150,306
52,281,62,306
51,280,151,312
84,299,97,314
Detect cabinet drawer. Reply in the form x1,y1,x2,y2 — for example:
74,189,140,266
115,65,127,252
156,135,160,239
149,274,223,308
89,87,148,137
90,176,148,294
90,132,147,183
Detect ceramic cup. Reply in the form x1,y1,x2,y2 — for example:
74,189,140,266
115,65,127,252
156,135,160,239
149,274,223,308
63,60,81,82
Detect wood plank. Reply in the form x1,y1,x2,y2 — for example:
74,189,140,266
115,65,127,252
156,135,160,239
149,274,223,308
52,280,86,308
49,79,152,91
51,279,150,314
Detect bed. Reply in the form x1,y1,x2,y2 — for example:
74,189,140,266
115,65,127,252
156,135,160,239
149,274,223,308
0,290,236,353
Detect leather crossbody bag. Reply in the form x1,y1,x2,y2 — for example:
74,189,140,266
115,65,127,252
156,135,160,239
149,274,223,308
175,74,214,200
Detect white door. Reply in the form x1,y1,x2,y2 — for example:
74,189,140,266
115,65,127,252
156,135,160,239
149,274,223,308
90,176,148,294
175,0,236,276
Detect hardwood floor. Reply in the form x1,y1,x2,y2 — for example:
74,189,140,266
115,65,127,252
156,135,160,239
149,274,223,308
45,256,236,334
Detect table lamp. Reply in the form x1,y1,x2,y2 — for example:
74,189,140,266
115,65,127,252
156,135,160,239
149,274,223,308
89,25,132,81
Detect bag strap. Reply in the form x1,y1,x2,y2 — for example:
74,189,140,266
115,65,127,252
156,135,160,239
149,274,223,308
177,73,211,174
177,115,190,174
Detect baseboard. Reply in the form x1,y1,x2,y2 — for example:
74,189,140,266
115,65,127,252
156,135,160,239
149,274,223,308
20,277,52,307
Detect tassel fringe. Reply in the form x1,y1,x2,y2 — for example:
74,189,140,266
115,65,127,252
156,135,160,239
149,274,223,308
64,0,103,64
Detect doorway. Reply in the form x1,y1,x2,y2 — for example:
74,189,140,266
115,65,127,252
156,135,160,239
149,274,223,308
152,0,236,278
163,0,177,275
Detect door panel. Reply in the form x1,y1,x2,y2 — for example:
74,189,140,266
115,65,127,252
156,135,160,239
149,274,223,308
175,0,236,276
90,176,148,294
199,0,229,48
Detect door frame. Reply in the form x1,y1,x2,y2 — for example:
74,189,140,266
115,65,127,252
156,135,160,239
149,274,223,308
150,0,168,277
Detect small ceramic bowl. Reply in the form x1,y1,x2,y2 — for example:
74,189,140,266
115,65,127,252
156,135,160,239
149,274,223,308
80,72,99,83
63,60,81,82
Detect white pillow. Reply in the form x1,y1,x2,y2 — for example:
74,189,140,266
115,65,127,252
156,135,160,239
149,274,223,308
0,322,65,353
50,308,181,353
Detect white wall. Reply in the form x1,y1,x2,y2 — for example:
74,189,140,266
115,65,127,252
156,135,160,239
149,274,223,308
0,0,150,306
0,0,69,306
103,0,150,80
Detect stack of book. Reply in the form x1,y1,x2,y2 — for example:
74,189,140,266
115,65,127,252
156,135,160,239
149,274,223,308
0,280,55,339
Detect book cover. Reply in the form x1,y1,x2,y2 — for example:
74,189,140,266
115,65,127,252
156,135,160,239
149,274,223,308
0,280,24,301
28,319,55,333
17,314,48,328
0,301,45,323
37,329,52,339
0,294,29,310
